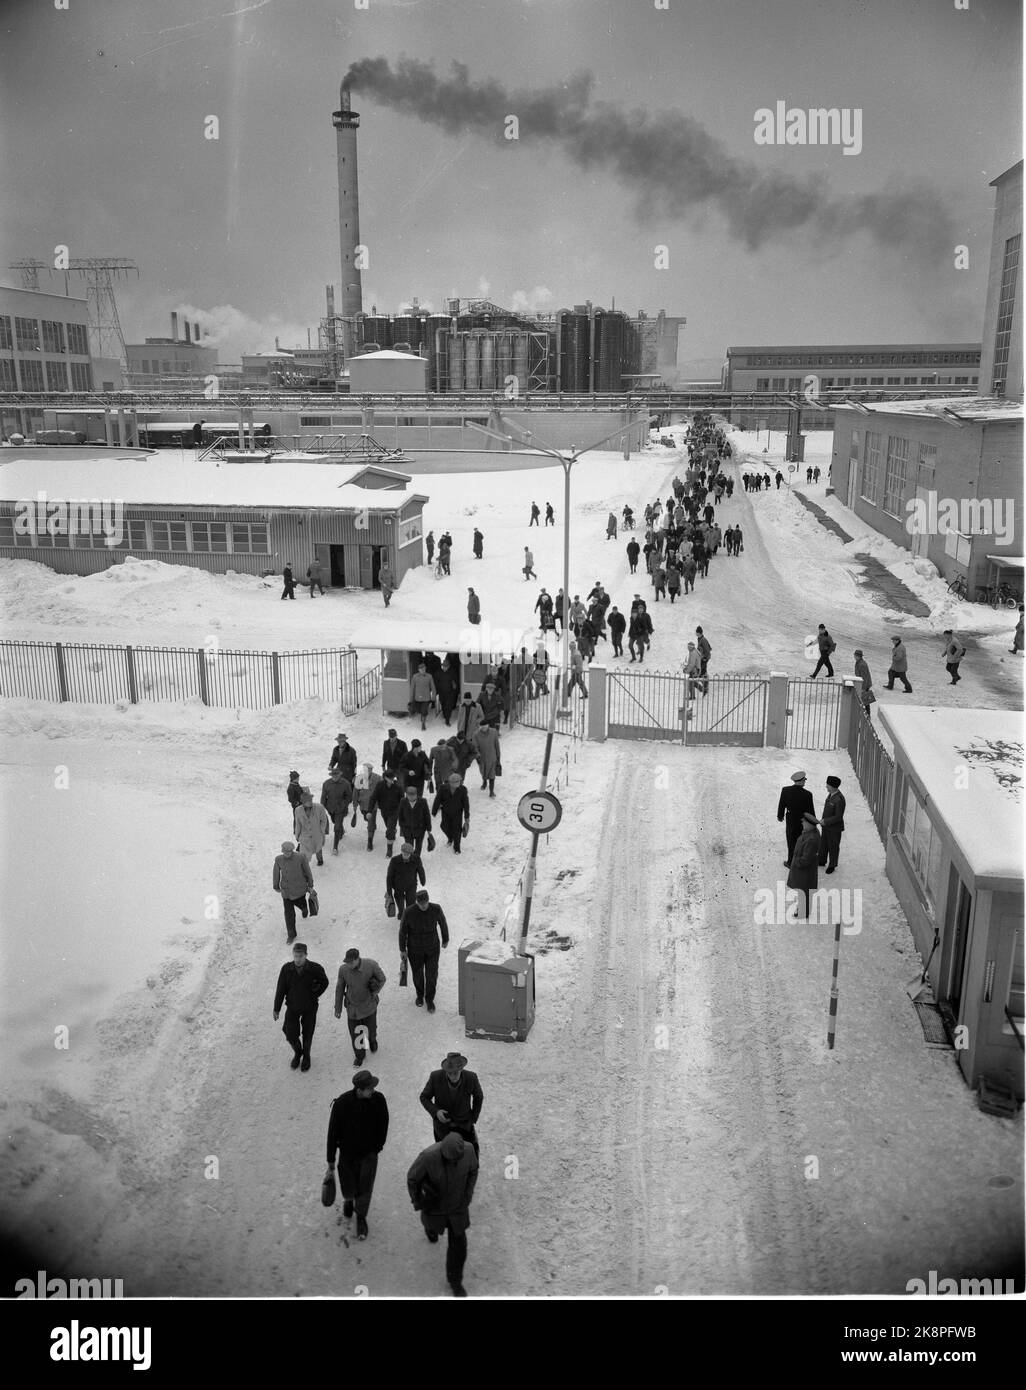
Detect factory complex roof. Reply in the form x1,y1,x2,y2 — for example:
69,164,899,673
836,396,1023,424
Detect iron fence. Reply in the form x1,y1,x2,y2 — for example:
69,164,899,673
846,699,894,844
0,640,370,712
786,678,844,750
685,676,768,745
607,666,685,739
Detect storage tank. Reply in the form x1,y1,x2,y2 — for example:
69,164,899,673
513,333,529,388
479,333,496,391
393,314,417,347
432,326,450,392
362,315,392,349
449,333,464,391
463,333,480,389
595,311,626,392
497,332,513,389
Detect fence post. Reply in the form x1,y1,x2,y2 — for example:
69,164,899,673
837,680,856,747
764,671,788,747
271,651,281,705
197,649,209,706
125,645,139,704
54,642,70,702
586,664,606,742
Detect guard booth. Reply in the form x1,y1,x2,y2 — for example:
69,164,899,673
347,620,532,716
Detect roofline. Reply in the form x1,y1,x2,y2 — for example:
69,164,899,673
989,159,1023,187
726,343,982,354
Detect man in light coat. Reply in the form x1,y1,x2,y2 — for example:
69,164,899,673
273,841,314,942
410,662,437,731
294,790,329,867
456,692,482,741
884,636,913,692
334,948,386,1067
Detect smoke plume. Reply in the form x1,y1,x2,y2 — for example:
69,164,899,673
344,58,958,258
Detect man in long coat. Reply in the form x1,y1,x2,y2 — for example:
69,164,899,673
818,776,846,873
407,1131,479,1298
777,770,815,867
787,812,821,920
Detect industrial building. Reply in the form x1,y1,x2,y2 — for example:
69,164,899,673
722,343,981,395
978,160,1023,401
0,455,428,589
124,312,219,388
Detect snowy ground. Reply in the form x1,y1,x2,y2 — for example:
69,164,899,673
0,423,1021,1297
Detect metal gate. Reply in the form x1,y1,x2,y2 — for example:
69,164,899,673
684,676,768,745
607,667,688,740
786,678,843,749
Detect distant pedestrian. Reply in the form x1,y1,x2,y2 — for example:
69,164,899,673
653,562,667,601
811,624,836,679
425,531,435,565
382,727,410,781
434,659,458,726
286,769,304,825
456,691,482,741
334,948,386,1067
307,557,325,597
806,466,813,483
775,471,783,489
884,636,913,692
477,679,504,730
666,562,682,602
529,501,540,527
777,771,815,867
399,889,449,1010
545,502,555,526
1012,606,1025,655
474,722,501,795
420,1051,483,1153
325,1070,389,1241
379,562,395,607
853,649,875,718
733,526,743,554
695,626,711,684
626,538,640,573
787,813,821,919
432,772,470,854
683,642,704,698
429,738,457,792
566,640,588,698
273,941,329,1072
402,734,433,793
606,511,617,540
522,547,536,581
437,538,451,576
367,767,403,857
813,466,821,482
329,732,358,782
397,782,432,854
281,564,297,600
607,606,626,656
941,629,966,684
818,776,846,874
682,556,697,593
467,587,481,625
472,528,484,559
273,841,313,943
320,767,353,854
407,1131,479,1298
294,791,329,868
387,840,426,914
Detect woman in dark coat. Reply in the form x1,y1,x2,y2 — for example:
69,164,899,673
787,812,821,919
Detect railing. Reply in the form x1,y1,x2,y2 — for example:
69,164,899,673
786,678,844,750
846,699,895,844
0,640,373,712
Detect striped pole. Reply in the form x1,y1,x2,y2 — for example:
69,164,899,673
827,916,842,1050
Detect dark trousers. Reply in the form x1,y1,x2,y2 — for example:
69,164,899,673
611,633,623,655
330,813,346,850
885,667,912,691
283,895,308,938
408,949,440,1003
441,814,465,852
629,636,645,661
392,883,419,914
818,828,842,870
281,582,296,599
347,1010,378,1063
811,654,834,678
421,1215,468,1288
368,812,399,847
309,578,324,596
567,671,588,697
339,1151,378,1217
282,1006,316,1060
783,819,803,865
945,662,961,683
629,561,637,573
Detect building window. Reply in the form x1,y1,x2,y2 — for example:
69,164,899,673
0,316,12,350
66,323,90,356
151,520,188,551
41,320,66,353
992,232,1020,396
19,359,44,391
191,521,229,553
231,523,269,553
45,360,69,392
897,781,943,912
397,513,423,547
861,432,882,504
0,358,15,390
787,377,801,390
836,377,851,387
915,443,937,480
903,377,918,385
0,516,14,547
15,317,40,351
301,415,332,426
854,377,867,385
771,377,785,390
886,376,900,385
953,376,968,385
870,377,883,385
70,362,93,390
882,435,910,517
943,529,972,566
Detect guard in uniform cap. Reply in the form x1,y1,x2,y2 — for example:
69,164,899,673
776,771,815,868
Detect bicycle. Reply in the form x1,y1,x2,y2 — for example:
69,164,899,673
976,582,1020,609
947,574,970,600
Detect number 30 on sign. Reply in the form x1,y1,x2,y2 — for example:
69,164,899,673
516,790,563,834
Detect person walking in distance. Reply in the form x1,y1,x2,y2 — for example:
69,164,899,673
273,841,313,943
387,840,426,916
474,721,501,797
522,546,537,581
811,624,836,679
437,535,452,575
627,606,648,663
606,511,618,540
407,1131,479,1298
529,501,540,527
818,776,846,874
325,1070,389,1241
294,790,329,868
381,728,409,784
432,771,470,854
433,658,458,727
329,733,358,782
399,889,450,1011
777,771,815,868
666,561,682,603
853,649,875,719
626,537,641,574
884,635,913,692
467,587,481,626
695,626,712,689
425,531,435,567
281,563,297,600
941,629,966,684
683,642,704,699
334,948,386,1067
429,737,457,795
566,640,588,698
420,1051,484,1154
307,556,325,597
456,690,482,742
472,528,484,559
352,762,380,836
787,812,821,920
378,561,395,608
273,941,329,1072
476,678,504,730
320,766,353,855
367,767,403,857
410,662,437,732
286,770,304,826
607,605,626,657
398,784,432,855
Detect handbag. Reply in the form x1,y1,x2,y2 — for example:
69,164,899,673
307,889,319,917
385,892,396,919
495,760,502,777
864,689,876,705
321,1169,337,1207
399,953,408,987
427,832,436,852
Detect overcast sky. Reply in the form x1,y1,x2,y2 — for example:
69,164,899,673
0,0,1020,368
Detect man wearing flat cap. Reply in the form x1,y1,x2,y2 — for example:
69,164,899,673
786,812,821,919
419,1051,484,1155
819,776,847,874
325,1070,389,1241
777,771,816,868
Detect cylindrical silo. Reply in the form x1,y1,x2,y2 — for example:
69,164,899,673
513,333,529,388
479,333,495,391
497,332,513,388
449,333,464,391
464,333,480,389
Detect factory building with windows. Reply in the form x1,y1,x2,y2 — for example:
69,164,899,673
722,343,981,395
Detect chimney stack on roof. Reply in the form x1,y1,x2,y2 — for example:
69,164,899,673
171,311,179,341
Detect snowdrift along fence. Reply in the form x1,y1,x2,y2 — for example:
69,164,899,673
846,699,895,844
0,640,375,712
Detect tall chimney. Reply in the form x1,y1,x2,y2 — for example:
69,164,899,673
184,321,192,344
194,322,200,341
333,81,363,358
171,311,179,341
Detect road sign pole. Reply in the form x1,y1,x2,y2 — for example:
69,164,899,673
518,713,559,954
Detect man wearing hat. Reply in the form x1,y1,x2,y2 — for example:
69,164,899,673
786,813,821,919
410,662,438,732
286,770,304,826
335,949,387,1067
367,767,404,858
398,782,433,855
272,840,314,943
399,891,450,1011
381,728,409,784
884,636,913,693
777,772,816,868
400,737,431,797
455,691,482,742
325,1070,389,1241
329,733,358,783
407,1130,479,1297
273,942,329,1072
387,841,426,916
819,776,846,873
320,765,353,855
419,1051,484,1154
294,788,329,868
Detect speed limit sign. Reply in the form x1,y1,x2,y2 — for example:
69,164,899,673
517,790,563,834
787,464,798,472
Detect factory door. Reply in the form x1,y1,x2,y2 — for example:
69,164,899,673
941,873,973,1022
329,545,346,586
314,543,333,588
359,544,384,590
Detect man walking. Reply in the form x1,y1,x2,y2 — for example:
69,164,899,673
325,1070,389,1241
545,502,555,526
320,766,353,855
273,941,329,1072
566,640,588,698
281,564,297,600
523,547,536,581
607,605,626,657
334,948,386,1067
811,624,836,679
381,728,409,783
456,690,482,742
626,537,640,574
307,556,325,597
432,771,470,854
398,783,433,855
777,771,815,868
378,561,395,607
407,1131,478,1298
399,888,450,1011
787,812,821,920
529,501,540,527
884,635,913,692
294,790,329,868
419,1051,484,1154
941,629,966,684
329,733,358,782
853,649,875,718
410,662,437,732
367,767,403,857
818,775,846,874
472,528,484,559
467,587,481,625
273,841,313,943
387,840,426,915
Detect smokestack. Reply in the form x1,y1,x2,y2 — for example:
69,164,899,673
194,322,200,342
171,311,179,341
184,321,191,344
332,81,363,355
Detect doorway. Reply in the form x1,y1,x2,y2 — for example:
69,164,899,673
329,545,345,586
314,542,333,588
941,868,973,1020
359,543,385,590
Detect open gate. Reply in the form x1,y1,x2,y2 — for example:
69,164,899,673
684,675,768,745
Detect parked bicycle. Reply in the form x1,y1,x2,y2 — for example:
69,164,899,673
975,582,1020,609
947,574,970,600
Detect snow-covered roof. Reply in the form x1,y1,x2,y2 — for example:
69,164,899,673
352,349,425,361
836,397,1024,424
879,706,1024,883
0,456,427,512
348,619,534,657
